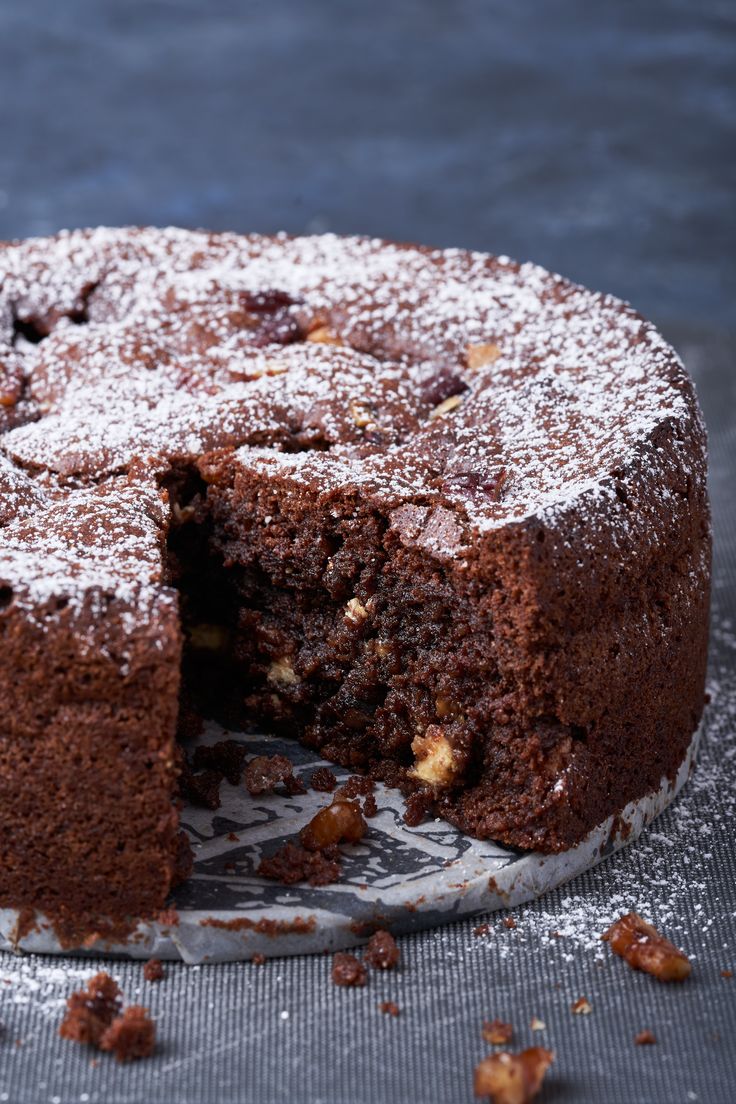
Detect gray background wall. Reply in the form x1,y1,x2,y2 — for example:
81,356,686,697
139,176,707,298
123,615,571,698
0,0,733,330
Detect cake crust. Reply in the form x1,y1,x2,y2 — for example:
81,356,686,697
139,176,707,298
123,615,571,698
0,228,710,937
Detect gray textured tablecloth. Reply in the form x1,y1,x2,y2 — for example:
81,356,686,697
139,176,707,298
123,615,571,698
0,2,734,1101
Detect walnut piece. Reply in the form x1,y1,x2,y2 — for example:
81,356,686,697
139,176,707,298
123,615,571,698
300,799,367,850
602,912,692,982
410,726,458,786
429,393,463,419
306,325,343,346
267,657,300,686
349,400,376,430
467,342,501,369
474,1047,554,1104
344,597,369,624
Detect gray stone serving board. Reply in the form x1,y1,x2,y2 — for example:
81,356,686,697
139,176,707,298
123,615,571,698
0,720,702,964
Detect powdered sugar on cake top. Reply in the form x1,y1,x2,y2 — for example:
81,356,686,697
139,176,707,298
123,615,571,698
0,226,702,618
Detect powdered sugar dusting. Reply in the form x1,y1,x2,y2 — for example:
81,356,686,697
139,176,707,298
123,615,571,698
0,226,701,620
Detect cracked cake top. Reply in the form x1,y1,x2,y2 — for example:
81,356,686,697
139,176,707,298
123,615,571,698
0,226,702,622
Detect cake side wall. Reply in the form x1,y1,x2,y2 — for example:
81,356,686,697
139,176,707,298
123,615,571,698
0,586,183,941
447,389,711,847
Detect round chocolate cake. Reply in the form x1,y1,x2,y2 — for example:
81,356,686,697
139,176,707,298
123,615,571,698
0,228,710,941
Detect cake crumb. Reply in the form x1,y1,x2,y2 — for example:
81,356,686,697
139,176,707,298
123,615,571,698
529,1017,546,1032
334,774,375,800
59,973,122,1047
99,1006,156,1062
362,792,378,818
482,1019,514,1046
364,930,400,970
251,953,267,966
192,739,248,785
473,923,491,937
720,969,732,979
379,1001,400,1016
331,952,367,988
635,1029,657,1045
310,767,337,792
258,841,341,886
571,996,592,1015
403,790,432,827
180,765,222,810
142,958,164,983
503,917,517,930
244,754,300,795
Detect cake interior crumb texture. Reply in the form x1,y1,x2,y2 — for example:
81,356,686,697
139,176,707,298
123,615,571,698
0,228,710,942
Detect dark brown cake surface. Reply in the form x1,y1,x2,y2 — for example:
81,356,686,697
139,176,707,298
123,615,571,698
0,228,710,936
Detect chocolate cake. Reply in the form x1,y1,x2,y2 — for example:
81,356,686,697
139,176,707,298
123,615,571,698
0,228,710,940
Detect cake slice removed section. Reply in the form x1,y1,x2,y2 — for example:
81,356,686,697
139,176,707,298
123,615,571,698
181,428,709,853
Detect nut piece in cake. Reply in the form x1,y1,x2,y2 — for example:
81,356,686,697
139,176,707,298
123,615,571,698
466,342,501,369
99,1006,156,1062
429,393,463,419
474,1047,554,1104
306,324,343,346
410,726,459,787
267,657,300,686
344,597,369,624
602,912,692,982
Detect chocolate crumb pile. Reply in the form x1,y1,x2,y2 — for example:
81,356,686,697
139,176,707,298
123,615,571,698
258,794,368,887
331,929,400,990
258,842,342,887
59,972,156,1063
